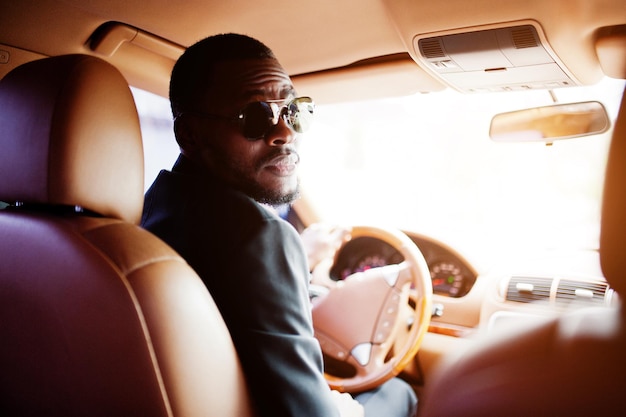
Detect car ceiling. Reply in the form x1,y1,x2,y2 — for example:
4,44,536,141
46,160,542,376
0,0,625,102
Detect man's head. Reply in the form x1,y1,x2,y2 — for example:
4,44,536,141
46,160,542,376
169,33,311,206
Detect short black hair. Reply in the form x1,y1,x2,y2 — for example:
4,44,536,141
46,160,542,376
169,33,276,118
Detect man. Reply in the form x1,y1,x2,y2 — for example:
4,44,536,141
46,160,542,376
141,33,417,417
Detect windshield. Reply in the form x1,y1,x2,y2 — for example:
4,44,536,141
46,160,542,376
299,77,625,263
135,77,625,266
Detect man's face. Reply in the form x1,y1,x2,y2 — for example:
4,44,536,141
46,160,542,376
184,58,301,205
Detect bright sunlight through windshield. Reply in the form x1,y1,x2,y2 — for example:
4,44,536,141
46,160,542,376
298,77,625,260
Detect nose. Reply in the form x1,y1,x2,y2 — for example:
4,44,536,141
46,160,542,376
264,116,296,146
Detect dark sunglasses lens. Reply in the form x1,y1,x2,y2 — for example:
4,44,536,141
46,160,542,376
240,102,274,139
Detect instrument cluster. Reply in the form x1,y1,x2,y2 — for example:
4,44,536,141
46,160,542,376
329,234,477,298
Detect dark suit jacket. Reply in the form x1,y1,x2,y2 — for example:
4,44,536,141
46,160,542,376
141,154,338,417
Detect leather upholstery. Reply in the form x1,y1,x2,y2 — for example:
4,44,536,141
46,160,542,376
420,88,626,416
0,54,143,224
0,55,254,416
600,87,626,295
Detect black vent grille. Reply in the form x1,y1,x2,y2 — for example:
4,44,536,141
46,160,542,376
507,276,552,303
511,26,539,49
419,38,446,59
556,280,608,306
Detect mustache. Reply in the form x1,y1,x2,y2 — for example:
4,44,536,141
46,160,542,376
260,147,300,166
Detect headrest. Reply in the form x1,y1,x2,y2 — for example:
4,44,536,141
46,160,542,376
600,87,626,295
0,54,144,224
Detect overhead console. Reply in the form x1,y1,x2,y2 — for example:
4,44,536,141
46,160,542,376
413,21,579,93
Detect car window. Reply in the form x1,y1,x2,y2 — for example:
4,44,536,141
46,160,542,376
300,78,625,261
132,88,179,190
133,78,626,263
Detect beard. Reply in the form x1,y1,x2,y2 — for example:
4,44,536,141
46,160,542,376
238,174,300,206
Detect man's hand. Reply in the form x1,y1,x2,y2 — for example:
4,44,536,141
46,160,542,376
300,223,349,271
331,390,364,417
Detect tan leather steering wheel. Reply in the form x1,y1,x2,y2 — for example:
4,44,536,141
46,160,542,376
311,226,433,393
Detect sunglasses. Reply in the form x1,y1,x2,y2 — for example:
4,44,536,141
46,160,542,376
185,96,314,140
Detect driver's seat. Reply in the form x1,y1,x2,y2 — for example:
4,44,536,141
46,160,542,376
0,54,254,416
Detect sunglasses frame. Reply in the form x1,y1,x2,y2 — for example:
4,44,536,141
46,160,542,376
182,96,314,140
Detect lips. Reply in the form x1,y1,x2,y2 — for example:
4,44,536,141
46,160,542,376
263,152,299,175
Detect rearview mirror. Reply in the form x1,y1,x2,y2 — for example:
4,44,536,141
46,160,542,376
490,101,610,143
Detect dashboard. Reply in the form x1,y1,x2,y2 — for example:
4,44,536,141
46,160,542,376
329,233,478,298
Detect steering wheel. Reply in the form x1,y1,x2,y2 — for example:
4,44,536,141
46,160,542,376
310,225,433,393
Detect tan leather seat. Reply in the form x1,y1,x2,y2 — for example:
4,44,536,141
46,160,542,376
419,88,626,417
0,54,254,416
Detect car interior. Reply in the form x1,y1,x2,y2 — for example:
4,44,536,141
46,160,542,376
1,0,625,415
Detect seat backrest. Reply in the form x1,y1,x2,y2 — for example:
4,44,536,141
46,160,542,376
419,87,626,417
0,54,254,417
600,88,626,296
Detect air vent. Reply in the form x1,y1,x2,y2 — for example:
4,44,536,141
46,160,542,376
507,276,552,303
556,279,608,306
419,38,446,59
511,26,539,49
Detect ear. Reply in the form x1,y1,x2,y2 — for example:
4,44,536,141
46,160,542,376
174,114,206,154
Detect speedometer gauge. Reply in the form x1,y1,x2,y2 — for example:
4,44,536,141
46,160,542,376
431,261,465,297
338,254,389,279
